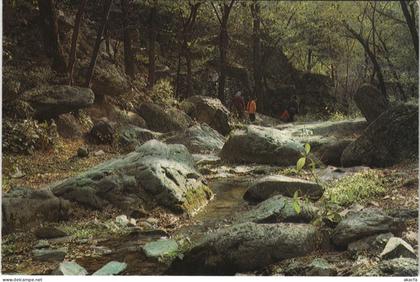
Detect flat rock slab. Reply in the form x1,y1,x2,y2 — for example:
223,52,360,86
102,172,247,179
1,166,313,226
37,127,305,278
380,237,417,260
53,261,88,275
142,239,178,258
34,226,68,239
167,222,321,275
244,175,323,202
93,261,127,275
51,140,212,214
2,187,70,234
33,248,67,262
235,195,318,224
220,125,303,166
22,85,94,119
332,208,402,248
164,123,226,154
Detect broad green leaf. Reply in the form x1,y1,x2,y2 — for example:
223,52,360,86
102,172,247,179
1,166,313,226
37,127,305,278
292,200,301,214
305,143,311,155
296,157,306,171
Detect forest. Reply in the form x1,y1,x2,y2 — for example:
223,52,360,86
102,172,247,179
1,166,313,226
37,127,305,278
1,0,419,277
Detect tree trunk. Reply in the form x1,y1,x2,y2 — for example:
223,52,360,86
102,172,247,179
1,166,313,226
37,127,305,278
186,48,193,98
307,48,312,71
84,0,113,88
148,6,157,88
218,22,228,104
38,0,67,73
121,0,135,79
344,23,388,101
68,0,87,85
400,0,419,60
251,0,263,111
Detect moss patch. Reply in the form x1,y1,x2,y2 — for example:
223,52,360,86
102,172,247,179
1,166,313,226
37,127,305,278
181,185,214,216
325,170,385,206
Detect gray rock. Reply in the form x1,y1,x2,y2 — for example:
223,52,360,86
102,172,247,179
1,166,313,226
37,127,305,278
360,258,419,276
77,147,89,158
34,240,50,249
348,232,394,253
137,103,191,133
244,175,323,202
164,123,226,154
33,248,67,262
142,239,178,258
306,258,337,276
285,258,337,276
192,154,221,166
92,261,127,275
220,125,303,165
332,208,401,248
34,226,68,239
167,222,321,275
94,150,105,156
341,104,418,167
115,215,130,226
354,84,389,124
315,139,353,166
236,195,318,224
21,85,94,119
118,125,160,150
91,63,129,98
51,140,213,214
2,188,70,234
53,261,88,275
56,113,83,139
182,95,231,135
380,237,417,260
88,119,116,145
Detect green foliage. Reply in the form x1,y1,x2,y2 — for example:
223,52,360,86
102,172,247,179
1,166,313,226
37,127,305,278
292,190,302,215
2,118,59,154
296,143,319,183
324,170,386,206
150,78,177,106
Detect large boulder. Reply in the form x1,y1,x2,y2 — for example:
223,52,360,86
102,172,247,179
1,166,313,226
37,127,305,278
244,175,323,202
235,195,318,224
164,123,226,154
167,222,321,275
55,113,83,139
136,103,191,133
117,125,161,151
2,188,71,234
91,63,129,98
182,96,231,135
354,84,389,123
331,208,402,248
51,140,213,214
315,139,353,166
341,104,418,167
220,125,303,165
88,119,116,145
21,85,94,119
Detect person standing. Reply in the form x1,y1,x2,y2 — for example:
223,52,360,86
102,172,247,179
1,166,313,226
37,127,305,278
287,96,299,122
231,91,245,119
247,97,257,122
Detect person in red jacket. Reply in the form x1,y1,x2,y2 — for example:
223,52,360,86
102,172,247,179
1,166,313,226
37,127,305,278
247,98,257,122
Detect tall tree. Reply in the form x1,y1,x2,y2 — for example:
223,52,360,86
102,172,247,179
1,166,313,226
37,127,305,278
38,0,67,73
211,0,236,104
84,0,113,88
400,0,419,60
176,1,201,98
147,4,158,88
250,0,263,110
68,0,88,85
121,0,136,79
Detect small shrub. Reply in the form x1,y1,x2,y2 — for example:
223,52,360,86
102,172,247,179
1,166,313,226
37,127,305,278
324,170,385,206
150,78,177,106
2,118,59,154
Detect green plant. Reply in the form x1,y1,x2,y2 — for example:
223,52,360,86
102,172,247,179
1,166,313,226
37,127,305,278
296,143,319,184
150,78,176,106
324,170,385,206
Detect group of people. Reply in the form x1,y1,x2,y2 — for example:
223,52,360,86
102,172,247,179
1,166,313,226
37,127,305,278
230,92,257,123
230,91,299,123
